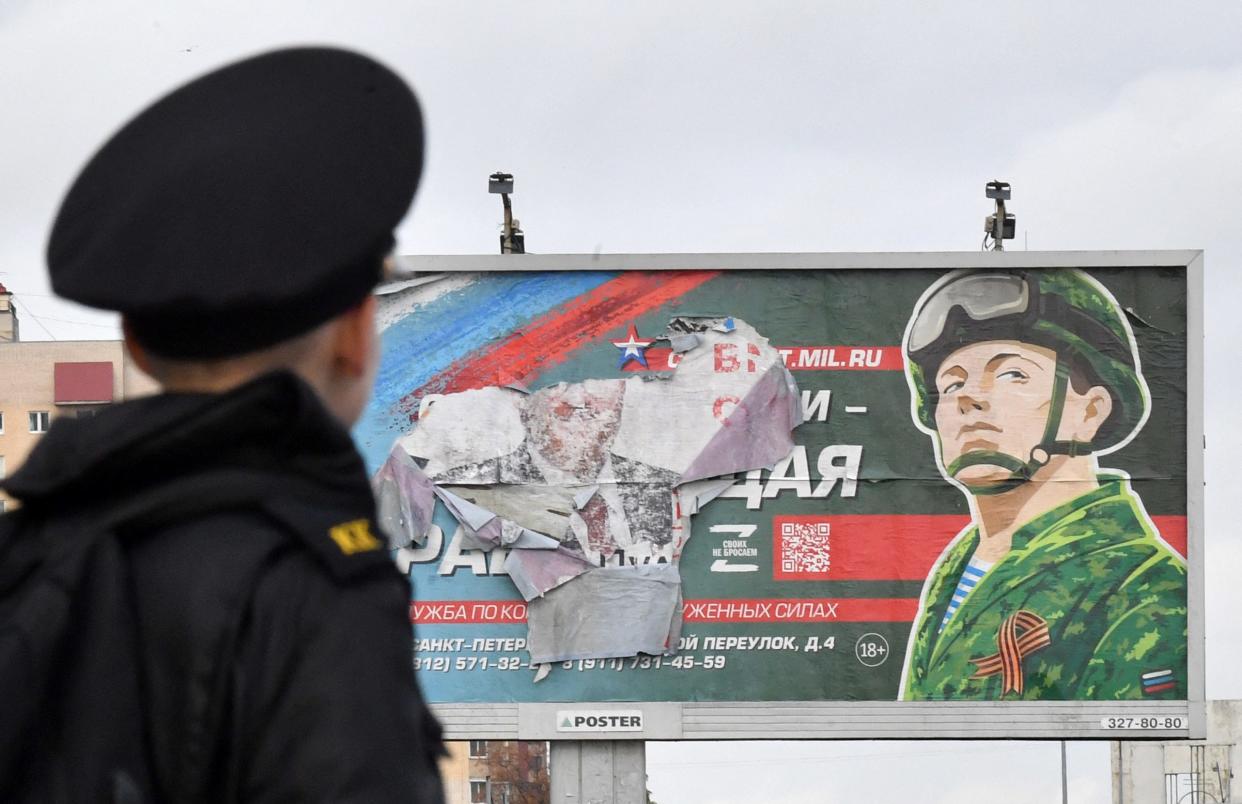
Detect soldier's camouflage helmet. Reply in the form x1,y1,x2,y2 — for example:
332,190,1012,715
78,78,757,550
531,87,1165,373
904,269,1150,463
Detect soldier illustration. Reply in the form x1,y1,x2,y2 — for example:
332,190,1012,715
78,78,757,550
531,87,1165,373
898,269,1187,700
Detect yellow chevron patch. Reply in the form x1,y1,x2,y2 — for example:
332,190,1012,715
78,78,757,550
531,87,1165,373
328,519,382,555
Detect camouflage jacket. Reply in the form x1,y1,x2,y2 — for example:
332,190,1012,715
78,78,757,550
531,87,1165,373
901,475,1186,700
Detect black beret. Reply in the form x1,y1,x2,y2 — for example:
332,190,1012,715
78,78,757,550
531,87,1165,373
47,46,423,358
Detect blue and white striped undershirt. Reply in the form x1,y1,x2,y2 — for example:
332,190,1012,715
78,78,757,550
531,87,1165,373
939,556,994,632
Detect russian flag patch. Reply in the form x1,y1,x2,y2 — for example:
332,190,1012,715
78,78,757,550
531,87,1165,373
1141,669,1177,695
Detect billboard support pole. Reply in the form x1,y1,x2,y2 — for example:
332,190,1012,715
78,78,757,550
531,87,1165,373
550,740,647,804
1061,740,1068,804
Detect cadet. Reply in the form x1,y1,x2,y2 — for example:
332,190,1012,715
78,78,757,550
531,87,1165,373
1,48,444,801
899,269,1186,700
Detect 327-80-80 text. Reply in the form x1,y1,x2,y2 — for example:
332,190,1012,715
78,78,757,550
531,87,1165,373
1099,716,1186,730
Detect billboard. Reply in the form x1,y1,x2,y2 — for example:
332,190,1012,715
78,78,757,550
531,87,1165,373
357,252,1204,740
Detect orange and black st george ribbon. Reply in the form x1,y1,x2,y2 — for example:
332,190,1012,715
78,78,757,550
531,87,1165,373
969,610,1052,696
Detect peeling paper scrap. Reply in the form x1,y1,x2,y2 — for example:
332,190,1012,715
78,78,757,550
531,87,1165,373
669,333,700,353
664,315,733,336
525,564,682,664
459,522,500,551
503,545,595,601
406,379,628,487
678,362,804,485
379,316,802,672
567,480,654,560
443,484,576,542
665,315,725,334
400,386,528,481
433,486,559,551
611,319,800,485
572,485,599,510
677,477,737,515
432,486,500,532
372,445,436,548
499,519,560,549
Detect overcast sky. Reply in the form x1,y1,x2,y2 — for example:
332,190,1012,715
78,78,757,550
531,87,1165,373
3,2,1240,801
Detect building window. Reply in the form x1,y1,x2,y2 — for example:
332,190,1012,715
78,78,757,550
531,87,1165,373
0,411,5,433
28,411,49,433
0,455,5,479
469,779,488,804
469,740,488,758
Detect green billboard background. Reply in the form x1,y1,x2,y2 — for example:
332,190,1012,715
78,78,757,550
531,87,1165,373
360,266,1188,703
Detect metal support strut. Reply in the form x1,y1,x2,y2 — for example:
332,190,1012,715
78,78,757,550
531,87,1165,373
550,741,647,804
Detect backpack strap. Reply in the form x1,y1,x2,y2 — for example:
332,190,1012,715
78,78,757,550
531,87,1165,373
3,470,310,803
102,470,396,802
2,468,394,804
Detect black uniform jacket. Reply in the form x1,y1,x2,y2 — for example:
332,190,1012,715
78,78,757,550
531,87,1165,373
4,372,444,803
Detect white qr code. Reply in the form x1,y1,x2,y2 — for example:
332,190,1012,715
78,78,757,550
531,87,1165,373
779,521,831,574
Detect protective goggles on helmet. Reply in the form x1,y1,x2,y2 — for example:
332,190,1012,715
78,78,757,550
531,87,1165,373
907,273,1032,354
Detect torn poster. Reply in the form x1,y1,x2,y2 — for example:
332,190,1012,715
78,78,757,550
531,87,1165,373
374,317,802,666
373,445,435,548
525,564,683,664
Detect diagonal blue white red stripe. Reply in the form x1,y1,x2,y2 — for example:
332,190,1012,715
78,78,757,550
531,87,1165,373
356,270,720,472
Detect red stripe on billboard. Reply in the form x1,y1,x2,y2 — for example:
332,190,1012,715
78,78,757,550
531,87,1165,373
403,270,720,406
622,347,677,372
683,598,917,622
625,345,905,373
408,519,1187,622
1151,516,1187,558
770,513,1188,581
777,346,904,371
410,598,918,624
1143,682,1178,695
410,600,529,624
773,514,969,581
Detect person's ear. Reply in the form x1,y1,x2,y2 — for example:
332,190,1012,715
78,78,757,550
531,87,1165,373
330,295,377,378
1071,385,1113,442
121,318,156,375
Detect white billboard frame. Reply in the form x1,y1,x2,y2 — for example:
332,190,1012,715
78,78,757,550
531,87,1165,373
389,250,1205,741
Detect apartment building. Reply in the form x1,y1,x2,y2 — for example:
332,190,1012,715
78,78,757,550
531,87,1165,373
0,285,158,508
440,740,550,804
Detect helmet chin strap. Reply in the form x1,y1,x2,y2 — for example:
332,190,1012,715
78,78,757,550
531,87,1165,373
943,360,1093,496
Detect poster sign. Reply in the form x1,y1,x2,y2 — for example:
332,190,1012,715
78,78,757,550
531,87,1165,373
555,711,645,733
356,253,1203,739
